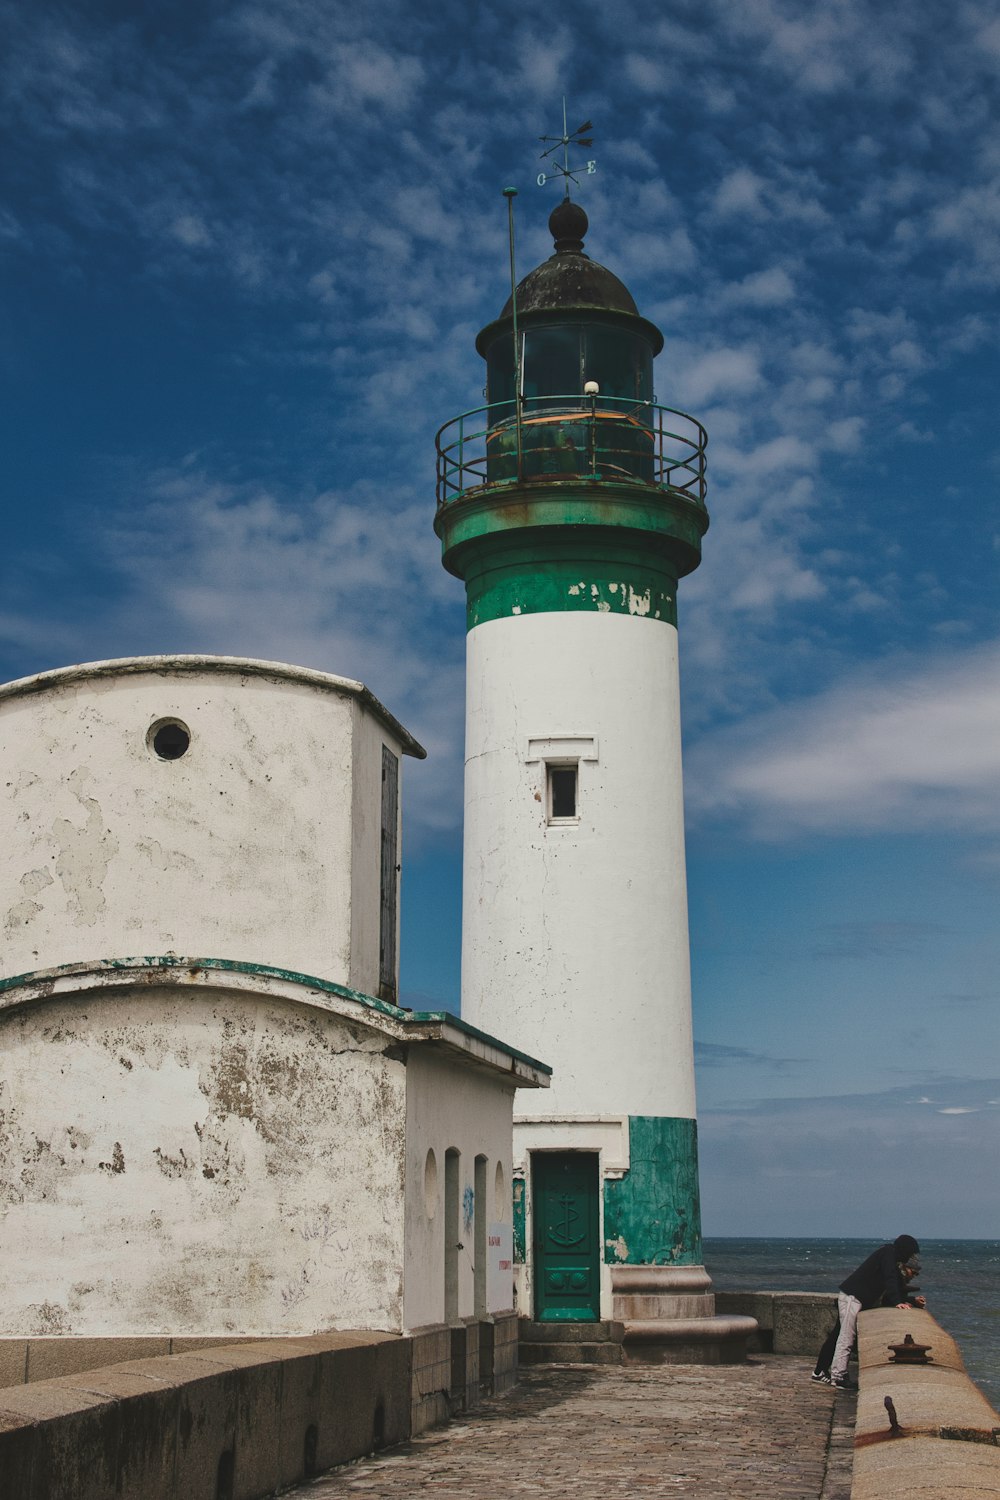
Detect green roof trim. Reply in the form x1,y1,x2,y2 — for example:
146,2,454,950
0,955,552,1077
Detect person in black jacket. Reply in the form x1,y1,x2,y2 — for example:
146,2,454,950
812,1254,924,1384
827,1235,920,1388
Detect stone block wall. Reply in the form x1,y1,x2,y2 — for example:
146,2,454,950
410,1325,451,1436
713,1291,837,1355
0,1319,518,1498
492,1313,519,1396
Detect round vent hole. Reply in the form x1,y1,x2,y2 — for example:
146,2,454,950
149,720,191,760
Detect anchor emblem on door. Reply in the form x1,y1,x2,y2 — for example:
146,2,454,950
548,1193,585,1247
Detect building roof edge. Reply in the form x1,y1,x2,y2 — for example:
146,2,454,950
0,654,426,758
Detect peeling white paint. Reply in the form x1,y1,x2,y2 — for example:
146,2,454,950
0,654,536,1341
52,769,119,928
136,838,198,873
0,981,408,1336
3,868,54,937
0,970,529,1338
0,660,407,993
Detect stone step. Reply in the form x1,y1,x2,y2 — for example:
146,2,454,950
519,1320,625,1344
518,1341,625,1366
622,1314,759,1366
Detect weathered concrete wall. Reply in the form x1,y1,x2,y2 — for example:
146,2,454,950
0,657,414,991
0,975,407,1336
0,1333,410,1500
0,1321,518,1498
0,1337,264,1388
714,1291,838,1355
852,1307,1000,1499
403,1047,516,1331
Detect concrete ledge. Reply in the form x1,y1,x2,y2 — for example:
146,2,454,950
0,1333,408,1500
0,1320,515,1499
0,1337,260,1389
623,1315,758,1365
714,1291,837,1355
852,1308,1000,1500
610,1265,713,1295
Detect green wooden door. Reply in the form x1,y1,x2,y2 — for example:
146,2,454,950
532,1152,600,1322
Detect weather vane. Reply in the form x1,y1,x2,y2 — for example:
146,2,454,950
537,99,596,195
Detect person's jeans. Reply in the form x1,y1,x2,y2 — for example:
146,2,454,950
829,1292,862,1380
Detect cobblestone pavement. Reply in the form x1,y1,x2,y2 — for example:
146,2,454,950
287,1357,856,1499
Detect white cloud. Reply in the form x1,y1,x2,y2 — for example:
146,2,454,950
687,640,1000,836
675,347,763,405
171,214,212,249
711,168,768,220
723,266,796,307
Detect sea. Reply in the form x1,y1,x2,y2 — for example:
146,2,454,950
704,1237,1000,1409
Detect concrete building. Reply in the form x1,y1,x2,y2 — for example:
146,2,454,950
0,655,548,1350
434,198,753,1357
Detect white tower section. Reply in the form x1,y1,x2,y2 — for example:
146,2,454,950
462,609,695,1121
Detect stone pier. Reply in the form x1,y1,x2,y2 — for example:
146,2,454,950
282,1357,855,1499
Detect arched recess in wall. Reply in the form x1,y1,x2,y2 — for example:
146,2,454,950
494,1160,506,1220
474,1155,488,1318
424,1148,438,1219
444,1148,460,1323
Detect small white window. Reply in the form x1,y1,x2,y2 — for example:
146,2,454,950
547,763,578,822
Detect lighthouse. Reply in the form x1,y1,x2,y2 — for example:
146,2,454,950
434,194,753,1358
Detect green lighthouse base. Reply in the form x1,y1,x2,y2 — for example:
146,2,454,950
602,1116,756,1363
513,1114,756,1362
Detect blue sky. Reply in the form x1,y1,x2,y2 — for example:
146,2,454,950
2,0,998,1239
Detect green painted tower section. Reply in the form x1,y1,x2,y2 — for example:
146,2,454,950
604,1118,703,1267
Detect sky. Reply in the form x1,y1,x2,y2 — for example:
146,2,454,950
2,0,998,1240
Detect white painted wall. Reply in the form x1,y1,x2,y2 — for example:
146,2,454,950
462,611,696,1121
402,1047,515,1331
0,659,408,991
0,978,407,1336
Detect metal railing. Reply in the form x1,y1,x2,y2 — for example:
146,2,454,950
435,396,707,509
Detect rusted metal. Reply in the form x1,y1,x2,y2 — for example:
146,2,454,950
435,395,708,508
888,1331,933,1364
856,1418,1000,1448
885,1396,901,1434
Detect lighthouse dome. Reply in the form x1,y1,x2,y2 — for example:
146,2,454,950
500,199,639,318
475,197,662,361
